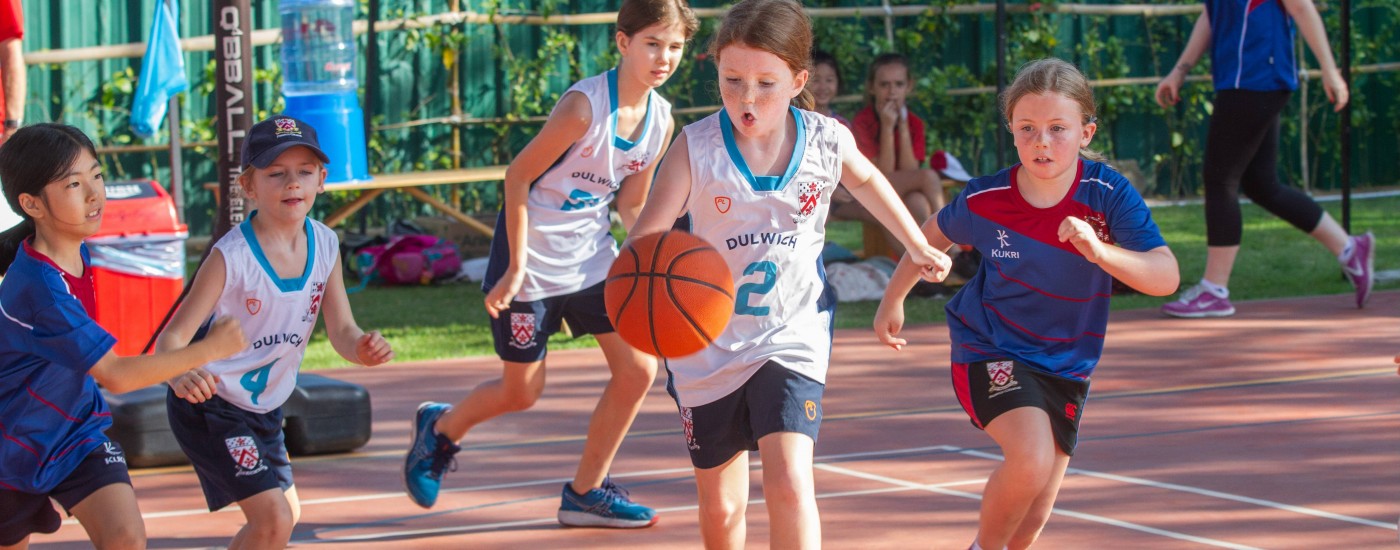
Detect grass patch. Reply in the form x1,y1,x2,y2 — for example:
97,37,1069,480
302,195,1399,369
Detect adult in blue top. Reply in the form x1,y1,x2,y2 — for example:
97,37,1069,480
1157,0,1372,318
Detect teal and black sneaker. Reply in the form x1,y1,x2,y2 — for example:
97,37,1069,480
403,402,460,508
557,477,657,528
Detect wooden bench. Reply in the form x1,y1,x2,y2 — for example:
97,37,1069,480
205,166,508,238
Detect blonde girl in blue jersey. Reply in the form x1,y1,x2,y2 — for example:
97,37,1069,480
627,1,950,546
402,0,699,528
156,117,393,550
0,124,246,549
876,59,1178,550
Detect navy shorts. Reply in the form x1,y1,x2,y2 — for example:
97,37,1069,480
490,281,615,363
0,442,132,546
167,389,293,511
669,361,825,470
952,359,1090,456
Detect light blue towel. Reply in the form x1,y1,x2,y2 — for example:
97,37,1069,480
130,0,187,138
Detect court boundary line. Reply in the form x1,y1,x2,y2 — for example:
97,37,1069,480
123,367,1394,478
294,476,994,544
106,410,1400,524
957,448,1395,531
81,446,966,524
814,462,1260,550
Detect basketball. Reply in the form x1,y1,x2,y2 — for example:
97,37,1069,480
605,231,735,358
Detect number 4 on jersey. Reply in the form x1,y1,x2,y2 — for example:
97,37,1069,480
240,359,278,405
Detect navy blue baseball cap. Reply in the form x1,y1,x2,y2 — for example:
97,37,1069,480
240,115,331,170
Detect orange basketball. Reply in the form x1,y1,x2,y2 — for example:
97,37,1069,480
606,231,735,358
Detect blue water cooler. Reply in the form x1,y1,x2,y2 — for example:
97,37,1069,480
279,0,370,183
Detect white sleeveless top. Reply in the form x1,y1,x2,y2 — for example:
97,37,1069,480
666,108,846,407
204,214,338,413
514,69,672,301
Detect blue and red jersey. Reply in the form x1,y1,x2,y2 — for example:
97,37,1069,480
938,159,1167,380
1206,0,1298,91
0,241,116,494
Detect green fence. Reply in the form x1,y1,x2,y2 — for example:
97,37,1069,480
21,0,1400,237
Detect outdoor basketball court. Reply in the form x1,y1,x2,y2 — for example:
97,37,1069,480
35,291,1399,549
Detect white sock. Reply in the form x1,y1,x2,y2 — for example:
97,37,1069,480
1199,278,1229,298
1339,237,1356,263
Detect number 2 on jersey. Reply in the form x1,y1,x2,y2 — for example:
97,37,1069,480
735,261,778,316
240,359,278,405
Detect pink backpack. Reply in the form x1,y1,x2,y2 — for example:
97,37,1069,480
357,235,460,285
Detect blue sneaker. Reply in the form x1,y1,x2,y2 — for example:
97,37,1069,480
557,477,657,528
403,402,460,508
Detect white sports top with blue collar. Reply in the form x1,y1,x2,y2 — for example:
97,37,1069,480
666,108,847,407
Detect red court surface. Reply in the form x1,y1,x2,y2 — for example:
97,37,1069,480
34,291,1399,549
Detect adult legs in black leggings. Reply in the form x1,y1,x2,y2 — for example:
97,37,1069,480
1196,90,1350,289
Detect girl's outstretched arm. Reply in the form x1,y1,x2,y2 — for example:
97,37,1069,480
1058,216,1180,296
625,131,692,243
153,248,244,400
838,127,951,279
91,317,245,394
321,255,393,367
485,91,593,318
874,216,955,351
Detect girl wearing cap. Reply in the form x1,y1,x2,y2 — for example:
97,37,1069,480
155,116,394,549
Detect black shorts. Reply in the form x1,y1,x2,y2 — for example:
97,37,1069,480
951,359,1090,456
490,280,615,363
668,361,825,470
0,442,132,546
167,389,293,511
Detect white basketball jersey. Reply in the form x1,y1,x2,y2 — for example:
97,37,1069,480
666,108,845,407
516,69,672,301
204,215,338,413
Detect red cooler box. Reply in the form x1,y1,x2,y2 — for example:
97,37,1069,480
89,180,187,356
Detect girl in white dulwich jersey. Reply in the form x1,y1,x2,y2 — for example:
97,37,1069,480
402,0,699,529
626,1,950,546
156,117,394,550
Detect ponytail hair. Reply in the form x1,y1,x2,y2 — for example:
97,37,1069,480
0,218,34,276
793,88,815,111
0,123,100,275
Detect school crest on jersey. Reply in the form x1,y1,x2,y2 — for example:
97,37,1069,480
987,361,1020,398
509,312,537,349
302,282,326,322
225,436,266,474
619,151,651,177
246,298,262,315
1083,212,1114,244
792,181,827,224
714,196,732,214
680,406,700,450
